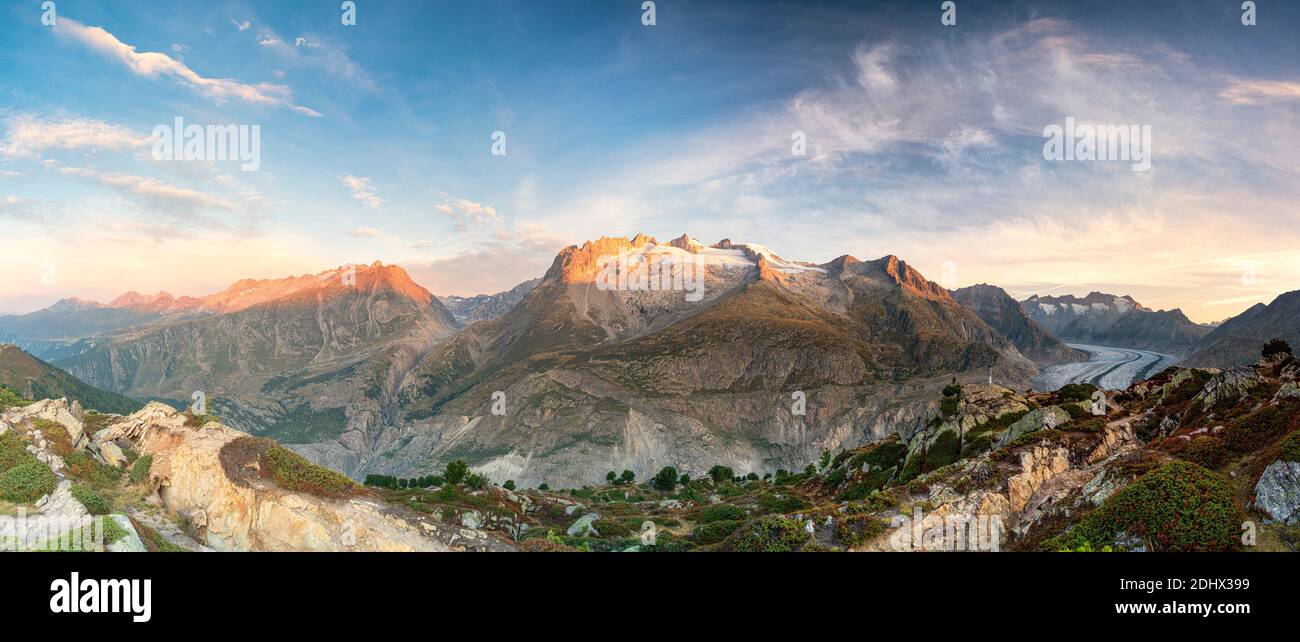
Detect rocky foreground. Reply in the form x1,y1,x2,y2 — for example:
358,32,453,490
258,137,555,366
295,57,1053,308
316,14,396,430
2,343,1298,552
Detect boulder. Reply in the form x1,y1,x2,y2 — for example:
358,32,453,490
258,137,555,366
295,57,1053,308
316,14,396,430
566,513,601,537
996,406,1072,448
1254,460,1300,525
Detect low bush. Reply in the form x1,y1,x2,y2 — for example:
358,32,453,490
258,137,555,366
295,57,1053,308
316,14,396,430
698,504,747,524
1282,431,1300,463
835,514,888,548
726,516,812,552
1042,461,1240,552
1222,402,1298,453
1181,436,1229,469
261,443,360,497
693,519,744,544
0,460,56,503
71,484,111,515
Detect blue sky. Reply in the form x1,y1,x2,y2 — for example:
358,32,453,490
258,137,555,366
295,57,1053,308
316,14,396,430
1,0,1298,322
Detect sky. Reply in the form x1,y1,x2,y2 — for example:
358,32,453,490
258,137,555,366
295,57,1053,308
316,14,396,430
0,0,1297,323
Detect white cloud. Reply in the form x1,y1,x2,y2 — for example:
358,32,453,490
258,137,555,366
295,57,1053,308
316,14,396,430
170,43,189,53
59,166,238,212
434,197,503,235
1219,79,1300,105
0,115,149,157
231,20,251,32
338,174,383,208
258,37,279,47
351,226,380,237
56,18,321,117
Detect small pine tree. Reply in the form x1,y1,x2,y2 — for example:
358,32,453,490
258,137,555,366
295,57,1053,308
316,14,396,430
444,460,469,484
1262,338,1293,359
620,470,635,484
606,471,617,483
652,466,678,491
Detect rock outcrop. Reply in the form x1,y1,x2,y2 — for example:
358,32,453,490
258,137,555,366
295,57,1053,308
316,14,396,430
97,402,512,552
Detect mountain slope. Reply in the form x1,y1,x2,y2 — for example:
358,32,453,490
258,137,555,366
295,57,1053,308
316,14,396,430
1021,291,1210,355
364,235,1037,487
952,284,1086,365
1183,290,1300,367
0,343,141,414
53,263,457,471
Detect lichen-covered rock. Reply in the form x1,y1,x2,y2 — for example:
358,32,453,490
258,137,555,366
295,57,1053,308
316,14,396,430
566,512,600,537
1254,460,1300,525
996,406,1071,448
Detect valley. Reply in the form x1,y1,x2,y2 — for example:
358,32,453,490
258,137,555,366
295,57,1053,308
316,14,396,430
1032,344,1176,391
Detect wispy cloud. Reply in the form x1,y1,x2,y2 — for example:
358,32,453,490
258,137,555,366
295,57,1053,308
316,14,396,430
351,226,380,237
0,115,149,157
231,19,251,32
55,18,321,117
1219,79,1300,105
338,174,383,208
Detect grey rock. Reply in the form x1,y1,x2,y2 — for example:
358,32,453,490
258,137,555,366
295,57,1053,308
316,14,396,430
1254,460,1300,525
996,406,1072,448
566,513,601,537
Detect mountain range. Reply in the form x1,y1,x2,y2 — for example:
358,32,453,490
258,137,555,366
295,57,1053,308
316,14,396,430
2,234,1297,486
1182,290,1300,366
1020,291,1212,355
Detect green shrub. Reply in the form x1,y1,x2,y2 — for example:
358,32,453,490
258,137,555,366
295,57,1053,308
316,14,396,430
708,465,734,483
0,460,56,503
942,382,962,397
1222,402,1297,453
503,480,516,491
130,454,153,484
1062,404,1090,420
926,430,961,470
1057,383,1098,403
1182,436,1229,469
835,514,888,548
1043,461,1240,552
727,516,812,552
849,441,907,471
1281,431,1300,462
939,397,960,416
443,460,469,484
1262,338,1292,359
693,519,744,544
262,444,360,497
698,504,747,523
464,473,487,490
0,431,35,472
652,466,678,491
71,484,110,515
960,433,994,459
759,493,807,513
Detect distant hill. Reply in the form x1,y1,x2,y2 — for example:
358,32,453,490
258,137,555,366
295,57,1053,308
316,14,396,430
1183,290,1300,367
1021,291,1211,355
0,344,141,414
951,284,1086,365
